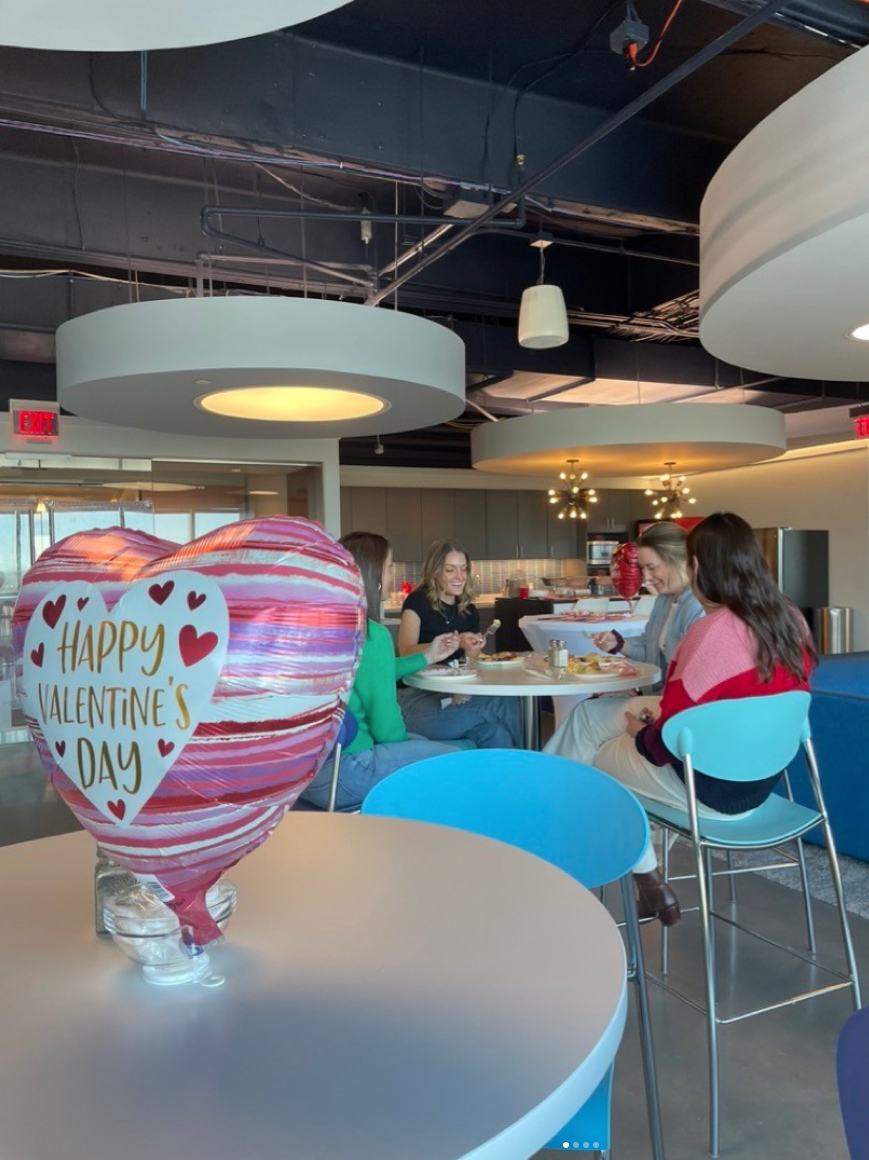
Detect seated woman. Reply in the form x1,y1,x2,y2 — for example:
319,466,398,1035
303,531,459,812
592,512,816,926
398,539,522,749
545,520,704,765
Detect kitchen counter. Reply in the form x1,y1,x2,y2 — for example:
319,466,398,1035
383,593,501,617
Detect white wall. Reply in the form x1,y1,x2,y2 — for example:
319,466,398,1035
692,443,869,649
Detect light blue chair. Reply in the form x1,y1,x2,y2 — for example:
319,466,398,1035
362,749,665,1160
632,691,861,1158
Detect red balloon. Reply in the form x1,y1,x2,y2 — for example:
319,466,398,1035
13,516,365,946
610,541,642,600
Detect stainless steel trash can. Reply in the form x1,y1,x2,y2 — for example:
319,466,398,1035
816,606,853,654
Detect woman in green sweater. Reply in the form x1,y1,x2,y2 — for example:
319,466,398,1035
302,531,459,811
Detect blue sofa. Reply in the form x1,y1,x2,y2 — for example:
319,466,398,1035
786,653,869,861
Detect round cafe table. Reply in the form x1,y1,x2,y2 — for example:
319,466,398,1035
519,613,651,729
0,814,627,1160
404,659,660,749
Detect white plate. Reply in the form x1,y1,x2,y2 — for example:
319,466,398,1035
423,666,479,681
522,657,637,683
476,655,526,669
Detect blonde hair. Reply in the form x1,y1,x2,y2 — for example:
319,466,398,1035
420,539,477,614
636,521,689,578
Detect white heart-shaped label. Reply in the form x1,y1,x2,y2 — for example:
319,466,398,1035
22,572,228,825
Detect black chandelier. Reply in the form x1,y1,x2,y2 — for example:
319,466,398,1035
644,462,697,520
547,459,598,521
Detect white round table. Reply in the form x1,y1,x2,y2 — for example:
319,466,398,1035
519,612,649,659
0,814,627,1160
404,660,660,748
519,614,652,729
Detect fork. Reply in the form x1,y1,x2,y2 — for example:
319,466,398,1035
482,618,501,640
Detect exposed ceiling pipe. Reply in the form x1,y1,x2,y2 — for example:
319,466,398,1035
483,227,699,268
378,223,455,279
364,0,787,308
200,205,526,230
193,251,373,296
699,0,869,48
200,217,375,289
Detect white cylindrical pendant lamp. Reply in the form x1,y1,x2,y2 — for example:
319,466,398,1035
517,285,569,349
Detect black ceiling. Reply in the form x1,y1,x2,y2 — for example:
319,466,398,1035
0,0,865,467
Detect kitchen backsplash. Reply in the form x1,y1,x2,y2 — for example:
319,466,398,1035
391,558,586,594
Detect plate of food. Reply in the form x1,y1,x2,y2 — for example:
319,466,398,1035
476,651,526,668
566,653,638,680
423,664,479,681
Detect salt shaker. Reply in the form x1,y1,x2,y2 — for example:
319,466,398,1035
547,638,569,678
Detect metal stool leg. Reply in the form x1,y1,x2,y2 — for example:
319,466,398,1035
326,743,343,813
621,873,666,1160
725,851,738,904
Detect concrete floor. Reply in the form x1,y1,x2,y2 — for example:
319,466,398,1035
1,731,862,1159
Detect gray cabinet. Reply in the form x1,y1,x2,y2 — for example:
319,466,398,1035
516,491,549,559
484,491,520,559
588,489,634,533
386,489,422,562
454,490,487,562
420,490,456,556
546,504,584,560
341,485,586,562
346,488,388,537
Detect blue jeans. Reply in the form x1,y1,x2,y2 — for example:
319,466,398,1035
302,732,458,812
397,687,522,749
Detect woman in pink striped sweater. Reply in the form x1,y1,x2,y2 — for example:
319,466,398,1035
594,512,816,926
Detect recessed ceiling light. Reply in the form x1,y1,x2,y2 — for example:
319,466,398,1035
847,324,869,342
197,386,387,423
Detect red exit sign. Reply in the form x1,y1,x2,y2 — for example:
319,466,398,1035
854,415,869,440
11,402,59,441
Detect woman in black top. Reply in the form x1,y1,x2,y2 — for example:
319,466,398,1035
397,540,522,749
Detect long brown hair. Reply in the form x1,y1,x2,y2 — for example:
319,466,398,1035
420,539,477,614
339,531,390,623
687,512,816,682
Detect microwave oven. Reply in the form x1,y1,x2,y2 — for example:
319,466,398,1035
586,539,620,565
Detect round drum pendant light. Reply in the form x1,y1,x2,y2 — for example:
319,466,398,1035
472,404,786,477
56,297,466,439
0,1,355,51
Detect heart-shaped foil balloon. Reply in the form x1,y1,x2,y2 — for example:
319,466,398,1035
13,517,365,945
610,541,642,601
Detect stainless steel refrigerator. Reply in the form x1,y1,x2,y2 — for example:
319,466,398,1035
753,527,829,635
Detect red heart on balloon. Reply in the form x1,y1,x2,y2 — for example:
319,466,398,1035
14,516,365,946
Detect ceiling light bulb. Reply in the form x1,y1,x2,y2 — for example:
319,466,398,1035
558,511,566,520
198,385,387,423
569,508,577,519
848,323,869,342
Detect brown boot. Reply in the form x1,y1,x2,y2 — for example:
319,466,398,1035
634,868,681,927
